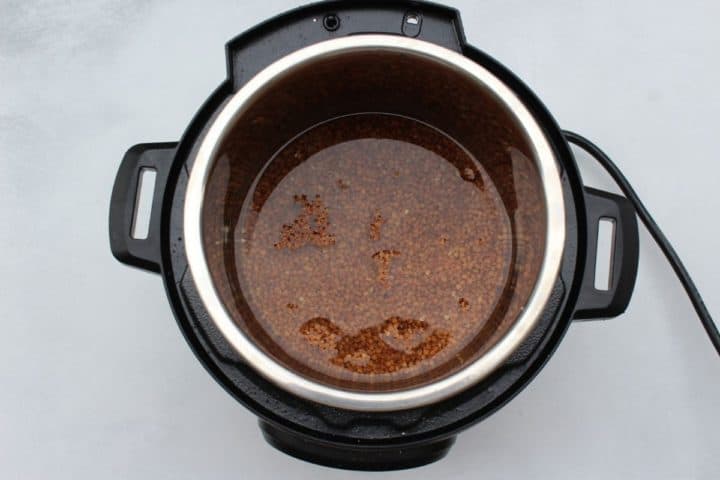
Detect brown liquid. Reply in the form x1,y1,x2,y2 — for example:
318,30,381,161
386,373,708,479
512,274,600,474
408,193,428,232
208,113,545,391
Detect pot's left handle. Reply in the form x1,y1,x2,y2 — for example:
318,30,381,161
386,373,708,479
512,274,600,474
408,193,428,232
109,142,178,273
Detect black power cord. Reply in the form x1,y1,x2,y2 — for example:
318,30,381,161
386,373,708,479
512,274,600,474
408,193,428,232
563,130,720,356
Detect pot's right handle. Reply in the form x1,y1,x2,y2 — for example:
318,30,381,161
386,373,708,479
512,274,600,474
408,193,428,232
574,187,640,320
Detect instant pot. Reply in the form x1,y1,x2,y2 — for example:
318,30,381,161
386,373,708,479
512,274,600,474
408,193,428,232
109,0,642,470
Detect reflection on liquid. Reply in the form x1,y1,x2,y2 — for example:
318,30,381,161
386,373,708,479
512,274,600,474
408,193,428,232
299,316,451,374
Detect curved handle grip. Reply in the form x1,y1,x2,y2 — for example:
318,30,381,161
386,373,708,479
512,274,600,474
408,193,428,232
574,187,640,319
109,142,177,273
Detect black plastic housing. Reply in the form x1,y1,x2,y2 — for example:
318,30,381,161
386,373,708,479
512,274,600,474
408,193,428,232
108,0,639,471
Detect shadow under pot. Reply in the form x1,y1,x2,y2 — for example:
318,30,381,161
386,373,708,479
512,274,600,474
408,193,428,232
110,5,639,472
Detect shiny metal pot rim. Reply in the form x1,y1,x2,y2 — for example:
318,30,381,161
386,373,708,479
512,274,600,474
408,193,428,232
183,34,566,412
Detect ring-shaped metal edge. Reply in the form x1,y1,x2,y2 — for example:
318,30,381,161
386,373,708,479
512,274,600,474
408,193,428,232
184,35,566,411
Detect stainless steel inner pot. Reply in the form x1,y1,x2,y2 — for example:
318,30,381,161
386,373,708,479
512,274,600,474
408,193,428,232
183,34,566,411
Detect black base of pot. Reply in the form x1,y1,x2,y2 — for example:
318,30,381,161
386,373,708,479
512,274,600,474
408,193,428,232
259,421,455,471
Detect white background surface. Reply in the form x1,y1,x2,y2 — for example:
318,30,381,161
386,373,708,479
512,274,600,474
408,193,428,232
2,1,719,478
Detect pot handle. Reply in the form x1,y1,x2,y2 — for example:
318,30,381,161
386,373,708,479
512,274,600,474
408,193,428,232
109,142,177,273
574,187,640,319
